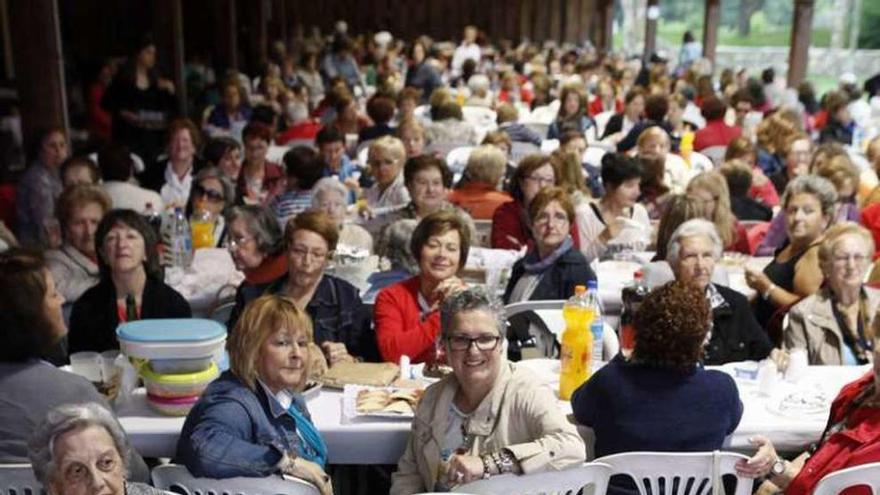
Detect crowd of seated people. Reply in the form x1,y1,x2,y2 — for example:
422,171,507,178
3,20,880,495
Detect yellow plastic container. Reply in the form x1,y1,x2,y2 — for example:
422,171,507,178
559,286,594,400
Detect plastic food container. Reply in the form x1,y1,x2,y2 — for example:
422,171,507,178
150,357,214,375
117,319,227,360
141,362,219,399
146,393,201,416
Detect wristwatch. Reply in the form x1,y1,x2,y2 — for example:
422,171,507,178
769,457,787,477
496,449,517,474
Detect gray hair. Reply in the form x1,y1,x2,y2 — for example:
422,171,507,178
225,205,283,256
781,175,838,218
440,285,507,340
311,177,348,208
379,219,419,273
193,166,236,213
467,74,491,95
28,403,132,485
666,218,723,267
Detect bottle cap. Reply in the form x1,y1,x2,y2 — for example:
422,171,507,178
574,285,586,294
587,279,598,290
633,270,643,279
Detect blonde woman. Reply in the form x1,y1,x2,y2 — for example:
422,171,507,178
364,136,410,211
686,171,750,253
177,295,332,495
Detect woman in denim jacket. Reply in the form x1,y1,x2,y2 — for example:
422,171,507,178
176,295,332,495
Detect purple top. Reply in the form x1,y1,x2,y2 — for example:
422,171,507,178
755,203,859,256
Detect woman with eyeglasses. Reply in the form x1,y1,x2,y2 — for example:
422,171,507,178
491,155,560,250
390,287,585,494
784,223,879,365
503,187,597,358
225,204,288,308
228,211,376,366
186,166,235,248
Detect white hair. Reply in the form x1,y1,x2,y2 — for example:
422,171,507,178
311,177,348,208
666,218,723,267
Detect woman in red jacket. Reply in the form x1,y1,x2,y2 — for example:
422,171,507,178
490,154,557,250
737,334,880,495
374,210,470,364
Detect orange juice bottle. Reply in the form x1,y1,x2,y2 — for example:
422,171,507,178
559,285,594,400
190,210,215,249
680,131,695,166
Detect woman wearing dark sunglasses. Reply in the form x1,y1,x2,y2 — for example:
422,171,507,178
186,166,235,247
391,287,585,494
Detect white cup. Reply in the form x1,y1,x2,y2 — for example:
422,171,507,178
100,350,121,382
70,352,103,383
785,349,809,383
757,360,780,397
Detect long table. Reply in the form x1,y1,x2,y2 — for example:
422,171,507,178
118,360,869,464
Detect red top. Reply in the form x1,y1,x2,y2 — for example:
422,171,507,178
730,222,751,254
489,199,580,250
786,372,880,495
749,173,781,208
447,184,512,220
275,120,322,145
693,120,742,151
244,253,289,285
374,276,440,364
588,97,623,117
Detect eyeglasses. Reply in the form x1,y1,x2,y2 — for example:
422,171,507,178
533,211,569,227
447,335,501,352
193,184,225,203
228,234,254,250
832,253,868,266
289,245,328,260
524,175,555,187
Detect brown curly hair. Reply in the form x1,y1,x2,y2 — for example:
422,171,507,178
633,281,709,372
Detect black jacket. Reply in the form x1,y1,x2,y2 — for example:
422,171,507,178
68,276,192,354
228,274,378,362
704,284,773,365
731,195,773,222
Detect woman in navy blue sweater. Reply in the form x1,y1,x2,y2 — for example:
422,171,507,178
572,281,743,494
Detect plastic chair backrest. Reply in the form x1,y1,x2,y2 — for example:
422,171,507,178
813,462,880,495
462,106,497,128
594,111,615,137
445,146,475,173
0,464,44,495
151,464,319,495
510,141,540,164
414,105,431,122
700,146,727,167
453,462,614,495
595,451,752,495
540,139,560,154
473,219,492,248
583,147,608,167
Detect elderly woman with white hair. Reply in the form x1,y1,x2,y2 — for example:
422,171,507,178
28,403,162,495
363,219,420,303
364,136,410,211
311,177,373,253
668,218,777,365
465,74,494,108
390,287,586,494
785,222,880,365
448,145,512,220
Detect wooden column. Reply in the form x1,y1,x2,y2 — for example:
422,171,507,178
643,0,659,61
0,0,12,80
8,0,68,144
594,0,614,54
702,0,720,64
214,0,238,72
245,0,268,74
787,0,814,88
155,0,187,117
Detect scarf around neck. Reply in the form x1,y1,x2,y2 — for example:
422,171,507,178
522,236,573,274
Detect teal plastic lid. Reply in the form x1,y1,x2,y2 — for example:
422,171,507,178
116,319,226,343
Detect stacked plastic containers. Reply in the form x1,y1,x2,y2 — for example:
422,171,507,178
116,319,225,416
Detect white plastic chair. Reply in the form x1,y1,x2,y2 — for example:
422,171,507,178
151,464,319,495
583,146,608,167
689,151,714,173
0,464,44,495
595,451,752,495
414,104,431,122
472,219,493,248
510,141,541,164
462,106,497,129
540,139,560,154
88,151,146,174
699,145,727,167
529,100,561,124
594,111,615,138
453,462,614,495
446,146,475,173
266,144,291,165
523,122,550,139
813,461,880,495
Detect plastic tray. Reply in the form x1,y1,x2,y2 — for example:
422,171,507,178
142,362,219,398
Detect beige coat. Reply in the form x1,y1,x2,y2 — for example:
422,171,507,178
784,286,880,365
390,362,586,495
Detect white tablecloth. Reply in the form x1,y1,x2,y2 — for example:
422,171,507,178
166,248,244,317
118,360,869,463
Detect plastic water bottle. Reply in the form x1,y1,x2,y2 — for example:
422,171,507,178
586,280,604,366
163,207,193,268
620,270,648,358
559,285,593,400
143,202,162,238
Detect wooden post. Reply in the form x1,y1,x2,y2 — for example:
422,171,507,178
215,0,238,72
8,0,68,144
643,0,659,62
787,0,814,88
155,0,187,117
594,0,614,54
0,0,13,80
245,0,268,74
702,0,720,64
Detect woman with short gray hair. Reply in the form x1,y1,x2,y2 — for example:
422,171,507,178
28,402,165,495
668,219,776,365
390,286,585,494
747,175,834,335
363,219,418,302
311,177,373,253
225,205,287,319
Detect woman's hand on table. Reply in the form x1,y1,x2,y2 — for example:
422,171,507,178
321,341,354,366
769,348,789,371
286,457,333,495
744,267,772,293
446,454,485,486
736,435,778,478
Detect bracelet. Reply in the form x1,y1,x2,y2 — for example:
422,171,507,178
480,454,492,479
762,283,776,301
